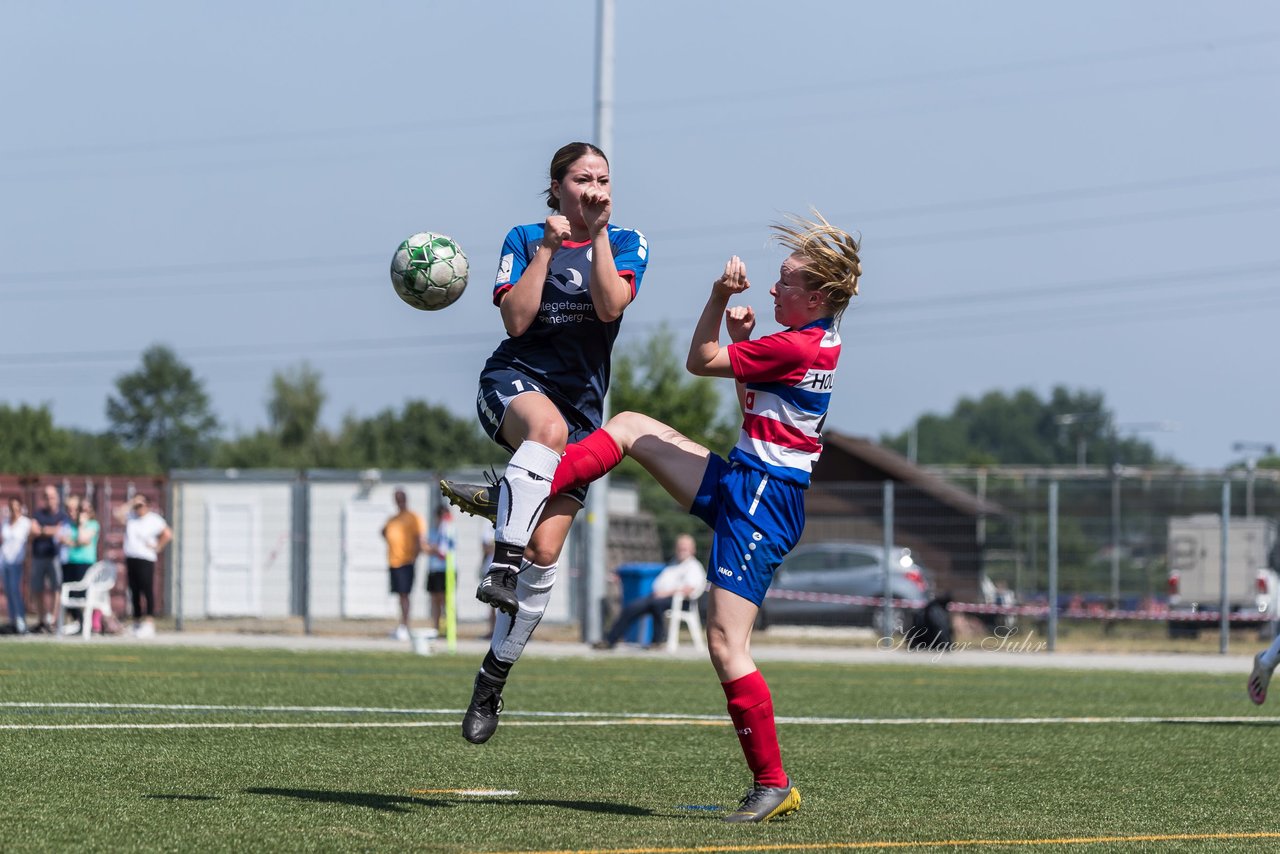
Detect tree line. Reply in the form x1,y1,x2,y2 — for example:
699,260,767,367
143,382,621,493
9,334,1268,479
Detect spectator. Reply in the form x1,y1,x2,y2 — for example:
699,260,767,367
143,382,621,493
1,496,32,634
30,485,70,634
119,494,171,638
381,488,425,642
593,534,707,650
60,494,81,568
60,501,100,635
425,505,456,637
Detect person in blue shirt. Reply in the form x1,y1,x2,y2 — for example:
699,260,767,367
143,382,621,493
452,141,648,745
424,505,455,636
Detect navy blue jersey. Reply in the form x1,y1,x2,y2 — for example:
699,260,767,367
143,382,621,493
482,222,648,429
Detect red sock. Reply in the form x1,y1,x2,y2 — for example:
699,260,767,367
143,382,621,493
721,670,787,788
550,428,623,495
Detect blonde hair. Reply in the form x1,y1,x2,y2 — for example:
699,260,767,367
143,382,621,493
771,209,862,318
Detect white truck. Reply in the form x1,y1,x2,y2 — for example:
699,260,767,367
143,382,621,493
1166,515,1279,638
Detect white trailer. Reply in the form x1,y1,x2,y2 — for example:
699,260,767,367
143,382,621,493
1167,515,1279,637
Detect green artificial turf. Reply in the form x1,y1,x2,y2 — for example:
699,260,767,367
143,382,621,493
1,643,1276,852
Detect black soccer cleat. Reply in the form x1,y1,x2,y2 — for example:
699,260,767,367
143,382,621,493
462,671,506,744
722,777,801,823
477,563,520,616
440,478,499,523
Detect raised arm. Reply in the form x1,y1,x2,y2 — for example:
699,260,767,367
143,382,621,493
582,189,632,321
686,256,752,379
499,217,569,337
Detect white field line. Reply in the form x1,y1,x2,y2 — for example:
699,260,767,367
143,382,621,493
0,701,720,720
1,702,1278,731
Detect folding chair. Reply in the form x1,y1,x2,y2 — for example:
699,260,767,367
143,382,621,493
60,561,117,639
664,591,706,653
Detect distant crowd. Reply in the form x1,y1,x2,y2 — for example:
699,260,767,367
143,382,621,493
0,485,171,637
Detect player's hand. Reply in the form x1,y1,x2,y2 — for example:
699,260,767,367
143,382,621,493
581,188,612,236
713,256,750,298
725,305,756,342
542,215,572,253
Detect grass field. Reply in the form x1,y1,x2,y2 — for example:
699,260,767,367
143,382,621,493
1,640,1277,853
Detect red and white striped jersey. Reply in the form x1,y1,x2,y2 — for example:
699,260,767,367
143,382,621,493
725,317,841,487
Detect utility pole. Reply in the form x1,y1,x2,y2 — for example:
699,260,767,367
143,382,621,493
583,0,615,645
1233,441,1276,518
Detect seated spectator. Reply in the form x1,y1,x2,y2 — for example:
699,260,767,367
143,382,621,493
593,534,707,650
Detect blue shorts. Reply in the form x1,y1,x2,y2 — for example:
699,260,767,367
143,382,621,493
476,367,593,505
689,454,806,607
388,564,415,595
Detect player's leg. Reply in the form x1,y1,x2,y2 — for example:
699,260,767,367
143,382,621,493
703,470,805,823
429,590,444,635
519,410,710,514
442,410,710,522
708,586,799,823
1249,632,1280,704
463,496,577,744
479,387,567,615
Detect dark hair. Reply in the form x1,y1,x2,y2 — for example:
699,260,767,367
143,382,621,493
544,142,607,211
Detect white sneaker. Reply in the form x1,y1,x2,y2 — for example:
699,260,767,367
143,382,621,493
134,621,156,639
61,621,81,636
391,624,410,641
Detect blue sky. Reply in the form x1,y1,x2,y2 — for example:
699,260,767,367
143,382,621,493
3,0,1277,468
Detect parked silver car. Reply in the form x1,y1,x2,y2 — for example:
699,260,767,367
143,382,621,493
757,541,933,634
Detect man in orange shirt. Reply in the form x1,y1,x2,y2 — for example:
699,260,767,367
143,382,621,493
381,488,426,641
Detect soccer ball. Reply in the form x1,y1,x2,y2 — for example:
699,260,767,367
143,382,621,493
389,232,469,311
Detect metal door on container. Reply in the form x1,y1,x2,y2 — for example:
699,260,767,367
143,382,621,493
342,501,399,618
206,501,261,616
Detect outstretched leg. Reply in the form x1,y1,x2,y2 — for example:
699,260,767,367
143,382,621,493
443,410,709,522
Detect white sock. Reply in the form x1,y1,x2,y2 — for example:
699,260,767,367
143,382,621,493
495,441,561,550
491,561,557,664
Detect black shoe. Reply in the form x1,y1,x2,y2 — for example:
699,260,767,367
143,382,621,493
590,640,614,651
477,564,519,616
440,477,499,523
722,777,801,823
462,672,505,744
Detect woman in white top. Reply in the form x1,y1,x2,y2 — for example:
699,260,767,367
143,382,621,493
2,497,32,634
120,494,171,637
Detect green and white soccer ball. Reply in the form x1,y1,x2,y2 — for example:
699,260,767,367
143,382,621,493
390,232,469,311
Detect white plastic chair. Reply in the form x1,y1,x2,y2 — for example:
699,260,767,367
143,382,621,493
60,561,117,639
664,591,706,652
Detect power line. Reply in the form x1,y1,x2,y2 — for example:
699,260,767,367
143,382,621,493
0,109,579,162
6,31,1275,164
866,260,1280,316
651,196,1280,267
645,164,1280,241
4,165,1277,291
2,261,1276,375
627,31,1280,112
0,254,373,286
